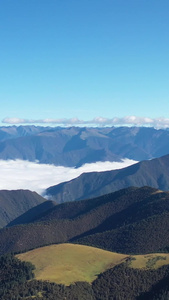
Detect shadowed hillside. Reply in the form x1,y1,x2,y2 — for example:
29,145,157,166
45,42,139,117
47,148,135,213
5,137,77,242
46,154,169,203
2,187,169,255
0,190,46,227
7,200,57,227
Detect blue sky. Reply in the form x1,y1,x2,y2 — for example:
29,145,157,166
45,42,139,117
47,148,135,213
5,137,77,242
0,0,169,127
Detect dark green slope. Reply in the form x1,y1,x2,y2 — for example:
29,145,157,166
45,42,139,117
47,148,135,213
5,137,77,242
0,190,46,228
34,186,141,223
76,212,169,254
46,154,169,203
7,186,142,226
92,263,169,300
2,187,169,255
6,200,57,227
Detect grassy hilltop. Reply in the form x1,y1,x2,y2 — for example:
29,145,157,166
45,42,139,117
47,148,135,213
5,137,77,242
17,243,127,285
17,243,169,286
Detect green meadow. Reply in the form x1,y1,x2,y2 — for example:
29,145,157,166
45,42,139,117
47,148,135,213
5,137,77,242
17,243,169,286
17,243,127,285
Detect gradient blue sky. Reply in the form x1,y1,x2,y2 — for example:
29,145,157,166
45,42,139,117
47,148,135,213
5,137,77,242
0,0,169,127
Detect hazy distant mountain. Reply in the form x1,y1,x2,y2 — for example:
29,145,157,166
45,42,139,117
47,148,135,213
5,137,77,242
0,190,46,227
1,186,169,255
0,125,46,141
46,154,169,203
0,125,169,166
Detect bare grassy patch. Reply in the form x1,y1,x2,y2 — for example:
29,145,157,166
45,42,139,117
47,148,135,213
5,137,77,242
17,244,169,285
17,243,127,285
131,253,169,269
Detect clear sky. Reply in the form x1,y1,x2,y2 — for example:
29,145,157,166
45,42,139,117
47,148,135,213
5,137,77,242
0,0,169,127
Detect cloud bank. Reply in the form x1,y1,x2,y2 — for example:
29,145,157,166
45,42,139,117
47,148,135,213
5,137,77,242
2,116,169,128
0,159,137,195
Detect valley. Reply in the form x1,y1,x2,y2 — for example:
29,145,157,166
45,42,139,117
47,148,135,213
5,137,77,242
1,126,169,299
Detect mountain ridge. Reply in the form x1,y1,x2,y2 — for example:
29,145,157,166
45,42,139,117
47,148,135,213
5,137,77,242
0,126,169,166
1,186,169,255
0,189,46,227
46,154,169,203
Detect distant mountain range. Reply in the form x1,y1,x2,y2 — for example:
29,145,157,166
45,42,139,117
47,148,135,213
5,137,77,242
1,125,169,166
46,154,169,203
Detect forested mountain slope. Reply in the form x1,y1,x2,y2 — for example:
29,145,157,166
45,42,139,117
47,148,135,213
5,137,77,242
1,187,169,255
0,190,46,227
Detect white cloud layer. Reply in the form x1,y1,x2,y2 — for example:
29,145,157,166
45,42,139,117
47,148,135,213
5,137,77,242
2,116,169,128
0,159,138,196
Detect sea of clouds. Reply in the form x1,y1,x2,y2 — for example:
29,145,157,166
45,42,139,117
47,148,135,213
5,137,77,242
3,116,169,128
0,159,138,195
